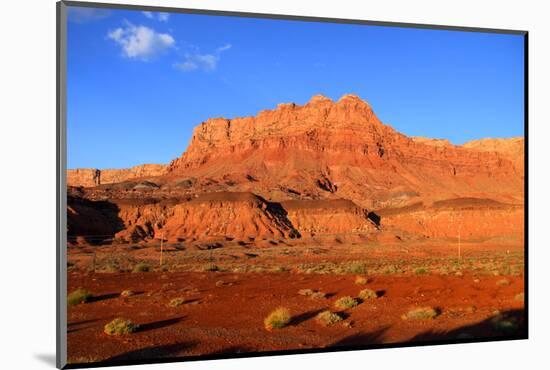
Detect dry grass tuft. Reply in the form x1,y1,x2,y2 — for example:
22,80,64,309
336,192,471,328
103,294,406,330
402,306,439,320
168,298,185,307
264,307,291,331
315,310,343,326
514,292,524,302
334,296,359,309
496,278,510,286
355,276,368,285
67,288,93,306
120,290,134,297
104,318,139,335
358,288,378,300
132,262,151,273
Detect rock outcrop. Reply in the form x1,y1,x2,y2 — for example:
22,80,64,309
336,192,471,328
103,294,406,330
66,94,524,244
67,164,167,187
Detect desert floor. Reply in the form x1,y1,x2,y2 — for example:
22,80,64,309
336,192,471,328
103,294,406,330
66,240,525,365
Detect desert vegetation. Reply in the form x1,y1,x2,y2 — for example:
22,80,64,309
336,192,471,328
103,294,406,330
315,311,343,326
264,307,291,331
67,288,92,306
402,307,439,320
334,296,359,309
103,318,139,335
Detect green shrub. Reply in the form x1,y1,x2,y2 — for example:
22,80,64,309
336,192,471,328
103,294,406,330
334,296,359,309
310,291,327,299
168,297,185,307
414,267,428,275
358,288,378,300
346,261,366,274
315,310,343,326
402,307,439,320
264,307,291,331
298,289,315,296
67,288,93,306
104,318,139,335
490,312,520,333
132,262,151,273
298,289,326,299
120,290,134,297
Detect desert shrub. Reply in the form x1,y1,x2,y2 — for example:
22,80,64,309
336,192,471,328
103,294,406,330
496,278,510,286
299,289,326,299
358,288,378,300
414,267,428,275
334,296,359,309
264,307,291,331
104,318,139,335
310,291,327,299
67,288,93,306
346,261,366,274
355,276,368,285
490,312,520,333
315,310,343,326
120,290,134,297
402,307,439,320
203,263,219,272
382,264,403,275
168,298,185,307
298,289,315,296
514,292,524,302
132,262,151,273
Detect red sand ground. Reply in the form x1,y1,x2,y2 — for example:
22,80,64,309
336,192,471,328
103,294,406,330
66,242,524,365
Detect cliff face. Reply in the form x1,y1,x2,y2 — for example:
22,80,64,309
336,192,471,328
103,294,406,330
165,94,523,208
66,94,524,244
67,164,167,187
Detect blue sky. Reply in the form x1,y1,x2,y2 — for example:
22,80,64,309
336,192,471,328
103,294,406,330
67,6,525,169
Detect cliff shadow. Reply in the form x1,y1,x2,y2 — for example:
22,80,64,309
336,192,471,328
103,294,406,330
67,196,126,245
256,195,301,239
406,308,526,343
367,211,381,228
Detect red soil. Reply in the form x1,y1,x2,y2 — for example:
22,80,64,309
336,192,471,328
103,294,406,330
67,270,524,364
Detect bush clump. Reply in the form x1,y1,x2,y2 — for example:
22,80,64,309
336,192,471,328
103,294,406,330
402,306,439,320
132,262,151,273
168,297,185,307
298,288,326,299
514,292,524,302
264,307,291,331
355,276,368,285
334,296,359,309
104,318,139,335
67,288,93,306
120,290,134,297
315,310,343,326
358,288,378,300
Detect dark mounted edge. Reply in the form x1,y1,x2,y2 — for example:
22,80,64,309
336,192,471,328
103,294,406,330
61,333,527,369
60,0,528,35
56,1,529,369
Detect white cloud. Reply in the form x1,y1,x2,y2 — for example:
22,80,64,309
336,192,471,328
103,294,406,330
158,13,170,22
216,43,232,52
68,7,110,23
142,11,170,22
174,44,232,72
142,11,154,19
107,23,175,61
